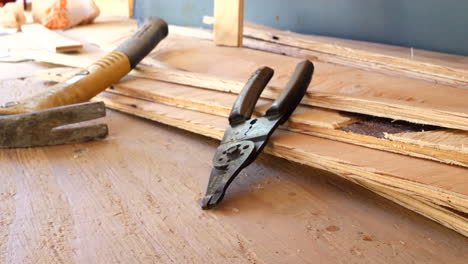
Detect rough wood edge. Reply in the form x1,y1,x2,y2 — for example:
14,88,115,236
355,178,468,237
385,130,468,155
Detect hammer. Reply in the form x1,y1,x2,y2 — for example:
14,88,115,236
0,17,168,148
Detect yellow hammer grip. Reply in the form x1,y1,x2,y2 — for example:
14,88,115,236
0,52,131,115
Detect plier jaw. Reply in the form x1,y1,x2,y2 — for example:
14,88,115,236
201,60,314,210
201,140,256,209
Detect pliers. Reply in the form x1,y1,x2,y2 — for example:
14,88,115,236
201,60,314,209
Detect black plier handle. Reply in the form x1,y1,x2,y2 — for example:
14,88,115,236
229,60,314,126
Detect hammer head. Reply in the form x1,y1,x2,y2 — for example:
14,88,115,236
0,101,108,148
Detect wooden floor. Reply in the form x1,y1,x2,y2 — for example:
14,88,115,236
0,65,467,263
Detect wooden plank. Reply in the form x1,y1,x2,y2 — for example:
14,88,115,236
386,130,468,154
214,0,244,47
108,78,468,168
163,28,468,131
95,92,468,237
204,16,468,88
21,24,83,53
128,0,134,17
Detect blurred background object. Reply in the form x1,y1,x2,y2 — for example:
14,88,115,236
0,0,16,7
94,0,133,17
0,1,25,30
32,0,100,29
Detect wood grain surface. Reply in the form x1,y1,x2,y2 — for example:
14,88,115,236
2,108,468,263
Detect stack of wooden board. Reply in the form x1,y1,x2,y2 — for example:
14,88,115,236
10,20,467,236
42,66,468,168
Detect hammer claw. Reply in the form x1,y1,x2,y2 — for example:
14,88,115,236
0,102,108,148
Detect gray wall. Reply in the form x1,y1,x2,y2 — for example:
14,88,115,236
134,0,468,56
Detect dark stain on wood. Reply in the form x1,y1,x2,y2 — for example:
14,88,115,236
326,225,340,232
338,112,440,138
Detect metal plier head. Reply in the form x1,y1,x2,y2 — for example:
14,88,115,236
201,60,314,209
